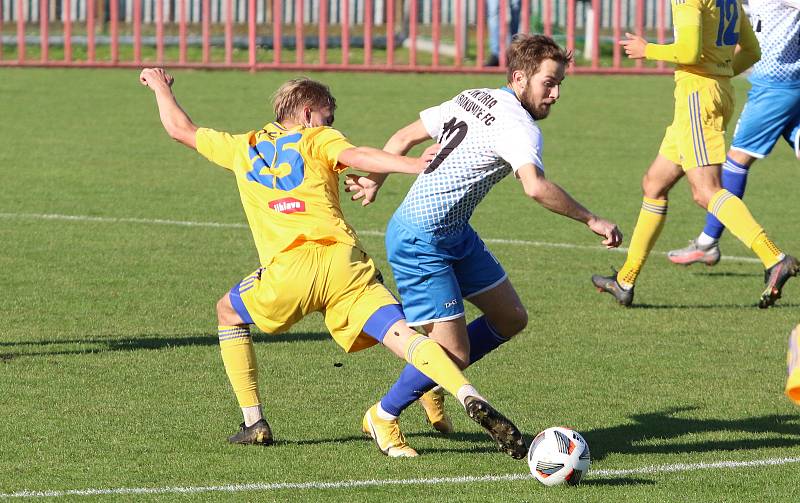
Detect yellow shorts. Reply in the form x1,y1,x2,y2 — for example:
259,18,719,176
659,74,734,170
230,242,398,353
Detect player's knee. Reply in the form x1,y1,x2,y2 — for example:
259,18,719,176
216,294,240,326
492,306,528,339
641,175,669,199
690,187,714,209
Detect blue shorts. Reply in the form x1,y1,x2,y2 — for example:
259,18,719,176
731,83,800,159
385,217,507,326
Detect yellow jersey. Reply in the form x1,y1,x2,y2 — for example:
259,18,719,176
648,0,758,78
195,122,361,265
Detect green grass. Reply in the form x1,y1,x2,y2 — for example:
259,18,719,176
1,68,799,501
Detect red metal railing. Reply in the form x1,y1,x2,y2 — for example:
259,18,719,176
0,0,673,74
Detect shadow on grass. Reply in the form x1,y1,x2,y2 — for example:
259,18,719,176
0,331,330,359
582,478,656,486
584,407,800,461
629,302,800,309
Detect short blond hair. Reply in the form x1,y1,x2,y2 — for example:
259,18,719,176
506,34,572,83
272,77,337,123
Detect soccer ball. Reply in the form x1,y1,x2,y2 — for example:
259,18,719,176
527,426,591,486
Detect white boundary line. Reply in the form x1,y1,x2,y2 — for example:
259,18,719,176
3,457,799,498
0,212,761,263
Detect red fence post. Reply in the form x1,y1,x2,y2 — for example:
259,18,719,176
202,0,210,64
408,0,417,67
1,0,5,61
17,0,25,62
635,0,644,69
274,0,283,64
432,0,440,67
566,0,575,65
656,0,665,70
249,0,256,70
156,0,164,64
295,0,304,64
320,0,328,65
87,0,95,62
341,0,349,64
179,0,187,64
591,0,600,69
476,0,485,68
40,0,48,62
543,0,552,37
386,0,394,66
520,0,529,34
133,0,142,64
454,0,462,67
225,0,233,65
111,0,119,63
613,0,621,68
498,0,507,66
364,0,372,65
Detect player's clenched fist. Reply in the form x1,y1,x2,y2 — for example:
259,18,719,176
139,68,174,91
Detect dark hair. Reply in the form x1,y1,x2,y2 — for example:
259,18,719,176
506,34,573,82
272,77,337,123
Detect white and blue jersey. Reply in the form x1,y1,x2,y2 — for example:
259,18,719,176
386,87,544,325
394,87,544,243
747,0,800,88
732,0,800,157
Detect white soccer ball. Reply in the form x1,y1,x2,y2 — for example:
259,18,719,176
527,426,591,486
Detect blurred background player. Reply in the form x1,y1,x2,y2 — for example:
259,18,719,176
139,68,525,458
485,0,521,67
591,0,798,308
787,324,800,405
667,0,800,266
346,34,622,455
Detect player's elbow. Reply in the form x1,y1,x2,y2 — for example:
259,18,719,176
166,123,198,148
675,48,701,65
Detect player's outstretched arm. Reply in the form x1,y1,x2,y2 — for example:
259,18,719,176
620,5,700,64
139,68,198,149
338,143,439,175
344,119,433,206
517,164,623,248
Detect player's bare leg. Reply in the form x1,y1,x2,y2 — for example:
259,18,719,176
668,151,756,266
686,163,797,308
374,318,525,458
216,293,272,445
594,155,682,305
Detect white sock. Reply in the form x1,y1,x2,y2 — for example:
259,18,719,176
696,232,718,247
376,403,398,421
456,384,485,408
242,405,263,427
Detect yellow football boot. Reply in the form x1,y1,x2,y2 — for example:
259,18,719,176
361,403,418,458
786,324,800,405
419,387,454,434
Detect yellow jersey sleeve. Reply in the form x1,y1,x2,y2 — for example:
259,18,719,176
645,3,702,65
307,127,356,174
195,127,252,171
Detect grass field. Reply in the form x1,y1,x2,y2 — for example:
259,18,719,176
1,67,799,501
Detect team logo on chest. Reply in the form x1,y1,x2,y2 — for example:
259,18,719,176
269,197,306,214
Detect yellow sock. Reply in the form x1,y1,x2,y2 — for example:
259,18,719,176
404,333,470,398
219,325,260,408
787,325,800,406
617,197,667,287
708,189,782,268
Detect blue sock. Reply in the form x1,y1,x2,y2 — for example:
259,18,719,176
702,156,749,240
379,316,508,416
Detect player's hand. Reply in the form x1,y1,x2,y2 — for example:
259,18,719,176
139,68,175,91
587,216,623,249
619,33,647,59
344,174,382,206
416,143,442,171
